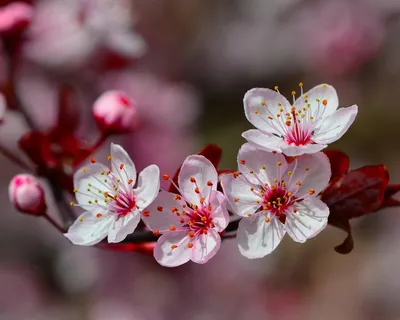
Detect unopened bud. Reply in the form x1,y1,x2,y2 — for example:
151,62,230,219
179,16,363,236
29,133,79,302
92,91,138,134
0,2,34,35
9,174,47,215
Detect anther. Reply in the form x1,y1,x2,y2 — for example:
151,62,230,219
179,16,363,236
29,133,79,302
163,174,170,180
194,187,200,194
188,243,194,248
157,206,163,212
128,179,133,184
234,198,239,203
83,168,87,173
171,245,177,249
143,211,150,217
322,99,327,106
233,172,239,178
247,213,252,217
286,121,291,126
91,158,96,163
96,213,102,218
190,177,196,183
172,207,178,213
188,231,195,237
261,101,265,106
170,226,176,231
291,91,296,96
305,167,309,171
240,160,246,164
309,189,315,195
174,195,181,200
120,164,124,170
322,84,327,88
262,165,266,170
73,188,77,193
277,161,282,166
299,82,303,87
254,109,259,114
200,198,205,204
207,181,213,186
153,230,159,236
70,202,74,206
274,86,279,91
79,217,83,222
296,181,302,186
265,217,271,223
108,156,112,161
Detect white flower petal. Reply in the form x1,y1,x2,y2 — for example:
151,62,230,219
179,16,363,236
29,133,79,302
237,214,285,259
242,129,285,153
244,88,291,136
238,143,287,186
294,84,338,118
221,173,261,217
286,152,331,198
107,211,141,243
313,105,358,144
64,211,113,246
280,143,327,157
178,155,217,207
154,231,191,267
74,163,111,210
142,191,185,232
191,230,221,264
209,191,230,231
285,197,329,243
110,143,137,186
134,164,160,209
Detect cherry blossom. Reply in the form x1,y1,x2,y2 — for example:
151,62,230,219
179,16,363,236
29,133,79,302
142,155,229,267
242,83,358,156
64,143,160,246
221,143,331,259
9,174,47,216
92,90,138,134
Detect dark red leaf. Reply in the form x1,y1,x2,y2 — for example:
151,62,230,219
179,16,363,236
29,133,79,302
322,165,389,254
380,184,400,209
168,144,223,193
323,150,350,183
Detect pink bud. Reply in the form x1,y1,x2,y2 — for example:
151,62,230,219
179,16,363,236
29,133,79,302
0,2,34,35
92,91,138,134
9,174,47,216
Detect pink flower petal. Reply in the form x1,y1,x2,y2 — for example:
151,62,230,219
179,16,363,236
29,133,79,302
178,155,217,206
286,152,331,199
110,143,137,186
280,143,327,157
142,191,185,233
221,173,261,217
237,143,287,186
294,84,339,118
244,88,291,136
242,129,285,153
191,230,221,264
134,164,160,209
154,231,191,267
107,211,141,243
313,105,358,144
285,197,329,243
237,214,285,259
64,210,113,246
208,191,230,231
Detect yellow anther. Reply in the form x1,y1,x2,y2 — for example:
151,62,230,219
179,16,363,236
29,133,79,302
291,91,296,96
70,202,74,206
83,168,87,173
108,156,112,161
261,101,265,106
299,82,303,87
322,84,327,88
274,86,279,91
254,109,259,114
79,217,83,222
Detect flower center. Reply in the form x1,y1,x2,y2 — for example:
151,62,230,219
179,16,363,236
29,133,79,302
185,206,215,234
262,185,293,216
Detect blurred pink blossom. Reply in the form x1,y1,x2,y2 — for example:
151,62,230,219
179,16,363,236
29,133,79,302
23,0,145,71
0,1,33,35
297,0,385,77
8,173,47,215
93,90,138,134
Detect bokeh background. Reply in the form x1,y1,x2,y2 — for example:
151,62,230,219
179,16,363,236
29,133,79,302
1,0,400,319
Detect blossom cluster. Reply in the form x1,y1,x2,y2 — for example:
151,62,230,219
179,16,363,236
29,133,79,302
56,83,358,267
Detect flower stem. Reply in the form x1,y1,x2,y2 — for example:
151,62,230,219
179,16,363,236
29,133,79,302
0,145,31,171
44,213,67,233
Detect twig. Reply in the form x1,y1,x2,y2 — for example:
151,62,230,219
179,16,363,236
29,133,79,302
0,145,31,171
43,213,67,233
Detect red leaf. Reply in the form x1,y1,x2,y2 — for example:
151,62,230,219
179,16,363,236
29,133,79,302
322,165,389,254
323,150,350,183
168,144,223,193
380,184,400,209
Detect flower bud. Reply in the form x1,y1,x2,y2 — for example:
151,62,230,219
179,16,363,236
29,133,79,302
9,174,47,216
0,2,34,35
92,91,138,134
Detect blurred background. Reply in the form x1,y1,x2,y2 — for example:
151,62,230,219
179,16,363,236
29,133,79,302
1,0,400,319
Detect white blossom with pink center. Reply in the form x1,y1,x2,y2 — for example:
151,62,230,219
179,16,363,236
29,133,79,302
142,155,229,267
64,143,160,246
242,83,358,156
221,143,331,259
